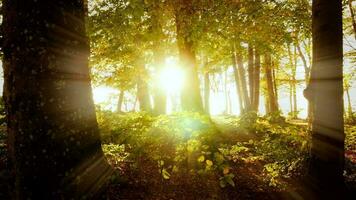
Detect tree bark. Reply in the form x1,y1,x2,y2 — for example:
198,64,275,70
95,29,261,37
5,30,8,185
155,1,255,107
2,0,112,198
204,71,210,114
232,52,244,114
117,90,125,113
304,0,345,196
345,85,354,123
264,54,278,113
252,50,261,112
175,0,204,113
137,65,152,113
248,45,255,108
151,1,167,115
236,53,250,112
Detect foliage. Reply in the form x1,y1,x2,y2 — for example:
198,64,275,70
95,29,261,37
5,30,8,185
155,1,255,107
99,111,310,189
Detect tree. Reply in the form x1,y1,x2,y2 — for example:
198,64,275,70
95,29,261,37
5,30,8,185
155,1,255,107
264,54,279,113
304,0,345,197
2,0,111,198
175,0,204,113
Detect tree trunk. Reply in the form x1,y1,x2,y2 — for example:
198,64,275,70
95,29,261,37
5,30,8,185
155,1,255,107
117,90,125,113
236,53,250,112
232,52,244,114
151,1,167,115
252,50,261,112
349,0,356,40
292,46,298,118
2,0,112,198
272,65,279,111
264,54,278,113
296,41,310,83
248,45,255,108
224,70,229,114
204,72,210,114
346,85,353,120
137,66,152,113
304,0,345,196
175,1,204,113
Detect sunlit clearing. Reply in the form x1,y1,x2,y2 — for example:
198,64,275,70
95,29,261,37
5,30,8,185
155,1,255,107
159,58,185,93
92,86,118,111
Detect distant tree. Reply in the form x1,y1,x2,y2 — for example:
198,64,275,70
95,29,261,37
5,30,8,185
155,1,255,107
3,0,111,198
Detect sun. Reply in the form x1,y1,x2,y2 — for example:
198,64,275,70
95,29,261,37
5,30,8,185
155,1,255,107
158,58,185,93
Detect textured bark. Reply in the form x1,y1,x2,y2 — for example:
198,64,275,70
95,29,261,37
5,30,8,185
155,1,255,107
248,45,255,107
264,54,278,113
204,72,210,114
175,0,204,113
252,50,261,112
232,52,244,114
2,0,112,198
117,90,125,112
304,0,345,196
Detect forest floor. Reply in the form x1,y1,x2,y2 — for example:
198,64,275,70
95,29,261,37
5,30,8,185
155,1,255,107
0,113,356,199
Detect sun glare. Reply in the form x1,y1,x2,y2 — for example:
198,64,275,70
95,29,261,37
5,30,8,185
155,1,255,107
158,58,185,93
92,86,118,110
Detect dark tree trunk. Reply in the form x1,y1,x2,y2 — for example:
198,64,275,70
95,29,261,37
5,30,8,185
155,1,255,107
252,50,261,112
2,0,111,198
304,0,345,197
117,90,125,113
175,0,204,113
204,71,210,114
232,51,244,114
264,54,278,113
248,45,255,108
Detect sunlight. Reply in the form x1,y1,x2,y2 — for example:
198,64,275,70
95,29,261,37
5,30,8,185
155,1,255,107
158,58,185,93
92,86,118,111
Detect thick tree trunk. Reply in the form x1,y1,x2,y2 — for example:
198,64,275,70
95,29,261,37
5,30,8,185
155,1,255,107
204,72,210,114
304,0,345,196
2,0,112,198
232,52,244,114
175,1,204,113
117,90,125,113
264,54,278,113
252,50,261,112
248,45,255,108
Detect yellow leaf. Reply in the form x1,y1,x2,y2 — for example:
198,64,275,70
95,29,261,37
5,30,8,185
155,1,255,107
197,155,205,162
206,160,213,166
